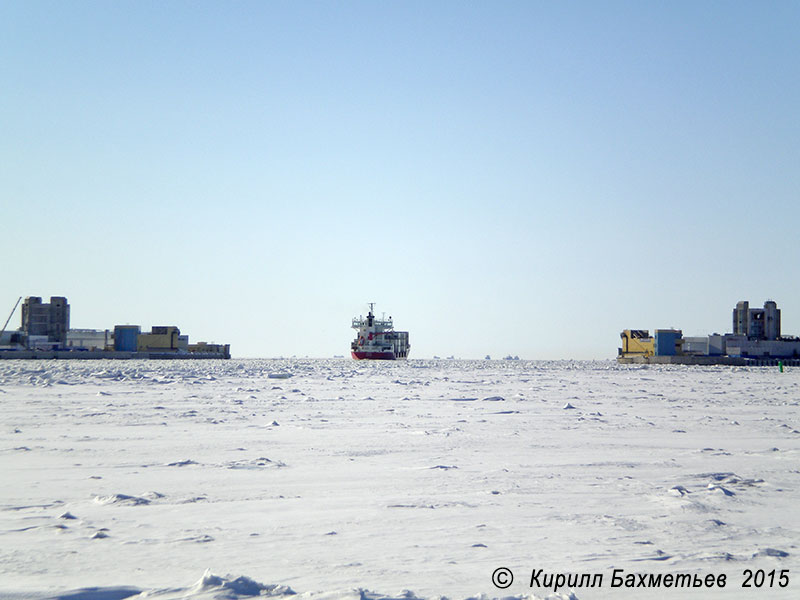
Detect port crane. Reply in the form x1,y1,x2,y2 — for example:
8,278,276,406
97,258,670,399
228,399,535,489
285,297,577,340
0,296,22,342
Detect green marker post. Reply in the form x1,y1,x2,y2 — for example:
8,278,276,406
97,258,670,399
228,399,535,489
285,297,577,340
779,360,784,373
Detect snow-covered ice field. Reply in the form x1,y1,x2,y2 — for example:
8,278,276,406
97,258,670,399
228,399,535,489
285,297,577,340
1,359,798,600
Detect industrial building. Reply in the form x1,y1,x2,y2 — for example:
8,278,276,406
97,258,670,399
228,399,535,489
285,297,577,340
137,326,184,352
0,295,230,359
732,300,781,340
188,341,231,355
19,296,70,349
67,329,112,351
618,300,800,365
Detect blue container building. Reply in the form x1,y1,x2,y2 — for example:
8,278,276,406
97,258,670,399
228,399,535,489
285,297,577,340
114,325,141,352
654,329,682,356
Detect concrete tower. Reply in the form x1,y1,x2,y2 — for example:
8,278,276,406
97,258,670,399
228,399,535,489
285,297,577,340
764,300,781,340
732,301,749,336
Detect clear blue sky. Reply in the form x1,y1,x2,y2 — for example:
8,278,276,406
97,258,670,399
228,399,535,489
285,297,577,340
2,1,799,358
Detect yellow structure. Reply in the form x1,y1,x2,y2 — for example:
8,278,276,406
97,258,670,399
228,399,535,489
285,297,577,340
137,326,181,352
188,341,229,354
619,329,655,357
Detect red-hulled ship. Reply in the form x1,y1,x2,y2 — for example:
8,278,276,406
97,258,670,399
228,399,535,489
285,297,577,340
351,303,410,360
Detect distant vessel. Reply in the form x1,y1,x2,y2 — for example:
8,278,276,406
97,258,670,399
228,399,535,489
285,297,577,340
351,303,410,360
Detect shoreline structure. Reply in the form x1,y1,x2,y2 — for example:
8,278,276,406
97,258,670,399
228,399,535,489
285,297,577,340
618,299,800,366
0,350,231,360
0,295,230,360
